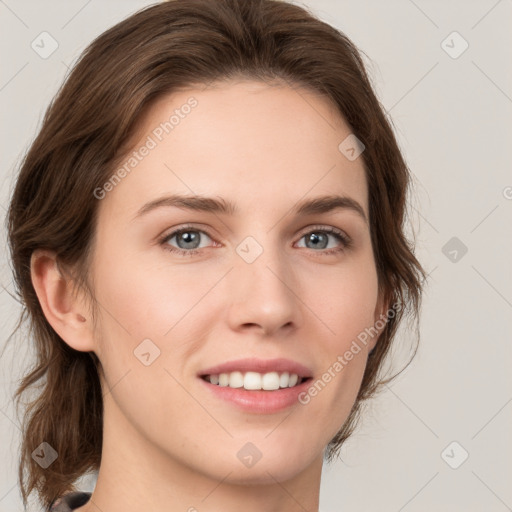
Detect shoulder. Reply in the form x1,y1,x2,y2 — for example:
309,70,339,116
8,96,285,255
48,491,92,511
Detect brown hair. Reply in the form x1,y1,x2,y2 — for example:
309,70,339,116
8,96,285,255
7,0,425,508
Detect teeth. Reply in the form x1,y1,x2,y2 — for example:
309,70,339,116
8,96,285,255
244,371,262,390
205,371,303,390
229,371,244,388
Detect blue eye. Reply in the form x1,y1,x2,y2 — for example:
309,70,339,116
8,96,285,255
160,227,214,256
159,225,351,256
296,227,351,254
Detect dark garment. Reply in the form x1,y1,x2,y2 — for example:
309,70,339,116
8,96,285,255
49,492,91,511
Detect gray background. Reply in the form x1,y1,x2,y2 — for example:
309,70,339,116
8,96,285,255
1,1,511,511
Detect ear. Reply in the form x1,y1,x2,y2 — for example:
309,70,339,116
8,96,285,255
368,291,391,354
30,249,96,352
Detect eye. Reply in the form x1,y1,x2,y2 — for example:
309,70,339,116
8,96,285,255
295,226,352,255
159,226,215,256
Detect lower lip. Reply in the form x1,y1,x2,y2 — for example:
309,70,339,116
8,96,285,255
198,377,312,414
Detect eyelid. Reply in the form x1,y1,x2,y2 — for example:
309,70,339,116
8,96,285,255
158,223,215,242
296,223,348,239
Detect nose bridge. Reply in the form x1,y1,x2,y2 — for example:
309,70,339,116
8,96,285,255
235,230,289,287
227,231,301,334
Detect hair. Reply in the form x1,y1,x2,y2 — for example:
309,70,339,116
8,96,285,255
7,0,426,508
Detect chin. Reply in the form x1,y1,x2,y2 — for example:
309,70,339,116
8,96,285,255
193,438,323,485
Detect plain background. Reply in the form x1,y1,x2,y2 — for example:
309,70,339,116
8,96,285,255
1,1,511,511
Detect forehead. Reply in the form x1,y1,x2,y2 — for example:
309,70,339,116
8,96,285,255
99,79,368,221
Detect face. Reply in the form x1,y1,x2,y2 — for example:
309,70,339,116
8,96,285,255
87,79,384,484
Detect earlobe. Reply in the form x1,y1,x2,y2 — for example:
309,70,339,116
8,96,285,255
30,249,95,352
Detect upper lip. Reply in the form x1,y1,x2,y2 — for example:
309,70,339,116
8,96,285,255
199,358,313,378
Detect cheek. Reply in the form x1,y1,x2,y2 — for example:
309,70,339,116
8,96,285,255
89,255,210,445
310,252,379,347
93,252,214,339
90,250,226,406
298,253,379,422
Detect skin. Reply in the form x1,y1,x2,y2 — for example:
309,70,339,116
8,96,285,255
31,79,387,512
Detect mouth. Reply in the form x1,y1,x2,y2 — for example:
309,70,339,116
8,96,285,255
198,371,313,414
200,371,312,390
197,357,314,412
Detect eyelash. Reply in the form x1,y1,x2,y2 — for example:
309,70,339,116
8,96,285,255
158,224,352,257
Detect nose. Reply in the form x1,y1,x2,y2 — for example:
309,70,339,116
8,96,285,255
225,237,303,337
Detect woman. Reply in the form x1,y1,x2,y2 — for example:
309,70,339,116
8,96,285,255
7,0,425,510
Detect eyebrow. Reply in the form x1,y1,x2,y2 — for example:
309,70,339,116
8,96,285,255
134,193,367,223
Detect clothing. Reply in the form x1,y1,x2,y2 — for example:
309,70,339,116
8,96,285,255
49,492,91,511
